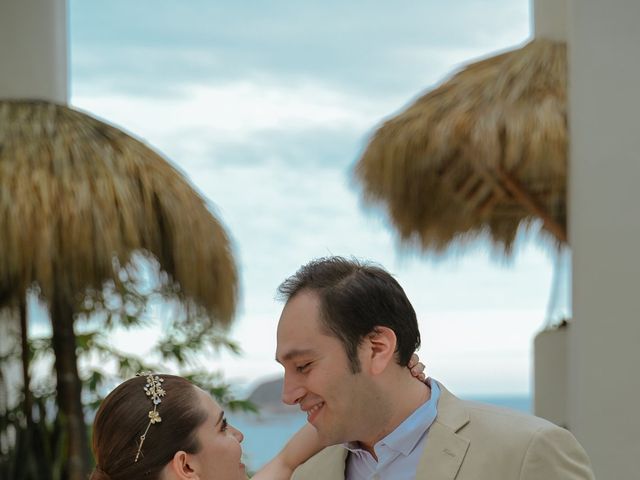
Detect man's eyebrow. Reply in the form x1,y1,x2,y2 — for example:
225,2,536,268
275,348,315,364
215,410,225,426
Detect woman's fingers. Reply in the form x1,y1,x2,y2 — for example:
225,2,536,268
408,353,419,369
408,353,426,381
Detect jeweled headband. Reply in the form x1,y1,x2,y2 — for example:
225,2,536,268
134,373,166,462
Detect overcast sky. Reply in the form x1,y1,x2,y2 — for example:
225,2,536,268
66,0,560,395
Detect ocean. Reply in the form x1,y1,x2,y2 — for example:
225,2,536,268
229,395,531,472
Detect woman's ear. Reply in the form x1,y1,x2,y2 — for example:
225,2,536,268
365,326,397,375
165,450,198,479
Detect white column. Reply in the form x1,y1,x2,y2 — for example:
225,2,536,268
533,326,567,427
568,0,640,478
0,0,68,103
530,0,569,428
533,0,566,41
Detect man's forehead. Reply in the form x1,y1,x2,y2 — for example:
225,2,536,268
276,290,332,361
277,291,323,333
275,347,317,364
281,289,322,316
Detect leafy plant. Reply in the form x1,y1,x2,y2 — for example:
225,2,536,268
0,274,256,480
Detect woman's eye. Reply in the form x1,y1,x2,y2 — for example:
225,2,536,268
296,362,311,373
220,418,228,432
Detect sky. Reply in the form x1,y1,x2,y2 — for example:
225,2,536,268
65,0,563,396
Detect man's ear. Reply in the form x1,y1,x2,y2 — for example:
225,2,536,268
364,326,397,375
165,450,198,479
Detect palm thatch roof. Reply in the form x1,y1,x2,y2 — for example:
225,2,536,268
355,39,567,254
0,100,237,325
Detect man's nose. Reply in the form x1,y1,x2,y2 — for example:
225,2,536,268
281,373,305,405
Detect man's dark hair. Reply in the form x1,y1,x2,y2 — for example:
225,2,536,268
277,256,420,373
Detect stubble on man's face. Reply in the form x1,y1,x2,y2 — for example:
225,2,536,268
276,291,390,446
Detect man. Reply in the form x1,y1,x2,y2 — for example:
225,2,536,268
275,257,594,480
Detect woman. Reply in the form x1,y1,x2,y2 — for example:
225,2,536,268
90,357,426,479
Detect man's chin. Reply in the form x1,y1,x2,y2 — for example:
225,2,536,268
314,426,348,447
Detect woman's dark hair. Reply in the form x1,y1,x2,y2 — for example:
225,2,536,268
278,256,421,373
90,375,207,480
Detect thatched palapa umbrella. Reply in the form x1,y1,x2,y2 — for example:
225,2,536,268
0,100,237,479
355,39,567,254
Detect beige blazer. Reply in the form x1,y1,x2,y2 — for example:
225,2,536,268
292,383,594,479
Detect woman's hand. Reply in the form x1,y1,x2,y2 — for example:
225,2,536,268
408,353,426,382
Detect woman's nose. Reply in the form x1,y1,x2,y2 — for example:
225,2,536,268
232,426,244,443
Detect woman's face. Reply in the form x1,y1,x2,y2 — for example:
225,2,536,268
191,387,247,480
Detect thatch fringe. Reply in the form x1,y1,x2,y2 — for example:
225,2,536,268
355,39,567,254
0,100,237,326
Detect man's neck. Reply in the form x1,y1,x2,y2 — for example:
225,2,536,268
358,372,431,458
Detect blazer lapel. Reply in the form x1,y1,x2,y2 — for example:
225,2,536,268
292,445,348,480
326,448,349,480
415,382,470,479
416,422,469,479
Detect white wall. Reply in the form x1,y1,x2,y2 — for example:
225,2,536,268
533,0,566,41
568,0,640,477
0,0,68,102
534,326,567,427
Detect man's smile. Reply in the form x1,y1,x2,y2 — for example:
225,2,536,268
302,401,325,423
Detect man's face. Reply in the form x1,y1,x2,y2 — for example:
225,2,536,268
276,290,378,445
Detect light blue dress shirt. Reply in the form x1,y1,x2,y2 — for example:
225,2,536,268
343,379,440,480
